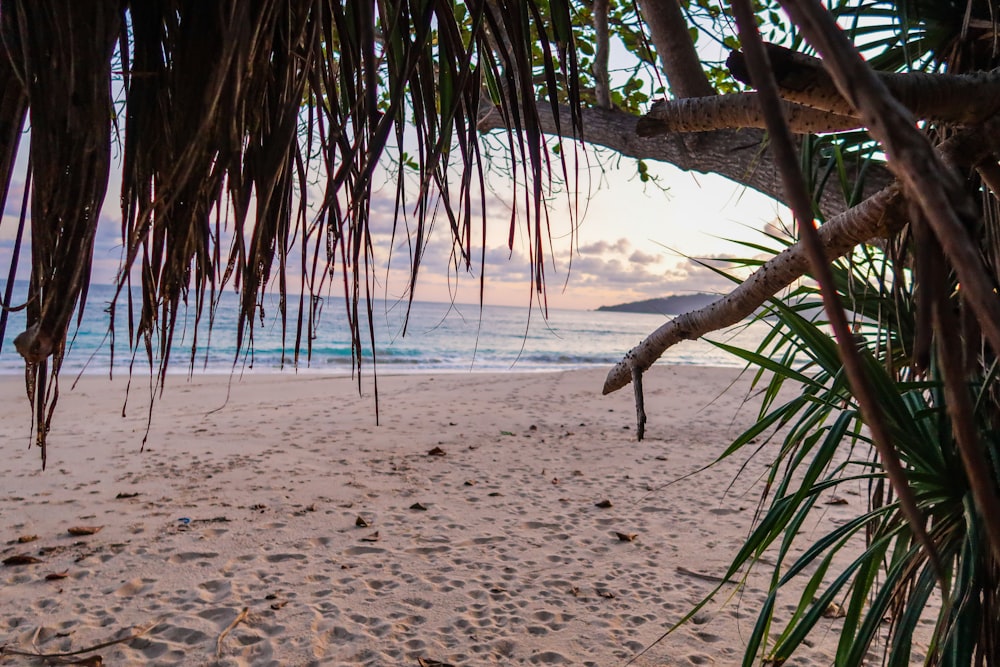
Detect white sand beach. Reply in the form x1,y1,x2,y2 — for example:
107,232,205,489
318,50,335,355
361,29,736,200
0,367,866,666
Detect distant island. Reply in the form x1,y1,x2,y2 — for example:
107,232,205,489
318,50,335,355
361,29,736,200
596,293,718,315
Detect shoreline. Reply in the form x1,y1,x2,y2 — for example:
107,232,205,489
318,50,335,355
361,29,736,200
0,367,858,666
0,358,748,379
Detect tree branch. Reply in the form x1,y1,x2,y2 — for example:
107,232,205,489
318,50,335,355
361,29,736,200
477,100,894,220
636,93,861,135
637,0,715,98
601,182,903,394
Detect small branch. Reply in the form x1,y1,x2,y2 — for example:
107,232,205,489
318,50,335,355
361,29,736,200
636,0,715,98
592,0,612,109
216,607,249,658
637,93,861,136
728,43,1000,125
1,620,160,659
633,366,647,440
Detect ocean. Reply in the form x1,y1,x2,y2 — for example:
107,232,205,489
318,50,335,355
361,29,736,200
0,282,765,376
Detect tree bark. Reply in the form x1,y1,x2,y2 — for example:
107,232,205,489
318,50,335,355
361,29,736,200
592,0,611,109
780,0,1000,569
637,93,861,135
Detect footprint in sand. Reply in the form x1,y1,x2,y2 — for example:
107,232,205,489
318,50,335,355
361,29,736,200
168,551,219,564
198,578,232,602
265,553,307,563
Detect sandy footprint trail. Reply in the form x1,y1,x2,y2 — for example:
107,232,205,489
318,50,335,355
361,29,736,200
0,368,864,665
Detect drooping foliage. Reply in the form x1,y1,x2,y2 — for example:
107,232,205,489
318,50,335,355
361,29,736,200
0,0,583,464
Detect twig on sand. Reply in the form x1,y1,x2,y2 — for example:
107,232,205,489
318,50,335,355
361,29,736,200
1,619,160,661
675,565,734,584
216,607,250,658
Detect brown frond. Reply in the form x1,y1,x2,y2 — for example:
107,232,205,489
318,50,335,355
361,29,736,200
728,42,1000,125
0,0,581,459
3,1,121,467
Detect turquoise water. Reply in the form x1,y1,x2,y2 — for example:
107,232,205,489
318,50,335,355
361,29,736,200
0,282,765,375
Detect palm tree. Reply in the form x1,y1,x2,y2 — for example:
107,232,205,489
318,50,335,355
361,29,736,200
2,0,1000,662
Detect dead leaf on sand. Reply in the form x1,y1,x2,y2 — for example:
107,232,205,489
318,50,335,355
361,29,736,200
3,554,42,566
615,532,638,542
427,446,446,456
68,526,103,536
355,516,371,528
16,534,38,543
361,531,380,543
409,502,428,511
824,496,849,505
463,480,476,486
45,571,70,580
595,499,613,508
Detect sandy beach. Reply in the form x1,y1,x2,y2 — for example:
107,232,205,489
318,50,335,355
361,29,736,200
0,366,864,666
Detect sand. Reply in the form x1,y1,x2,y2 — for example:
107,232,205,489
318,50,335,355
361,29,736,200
0,366,865,666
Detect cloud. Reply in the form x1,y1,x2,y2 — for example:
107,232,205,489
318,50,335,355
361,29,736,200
628,249,662,265
578,238,630,255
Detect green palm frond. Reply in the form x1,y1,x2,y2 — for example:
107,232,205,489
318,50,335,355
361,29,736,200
699,234,1000,664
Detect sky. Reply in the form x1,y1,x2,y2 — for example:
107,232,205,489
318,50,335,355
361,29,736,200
0,141,788,313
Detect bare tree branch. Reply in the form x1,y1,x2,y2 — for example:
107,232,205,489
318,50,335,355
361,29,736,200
602,183,903,394
637,93,861,135
637,0,715,98
478,100,894,220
